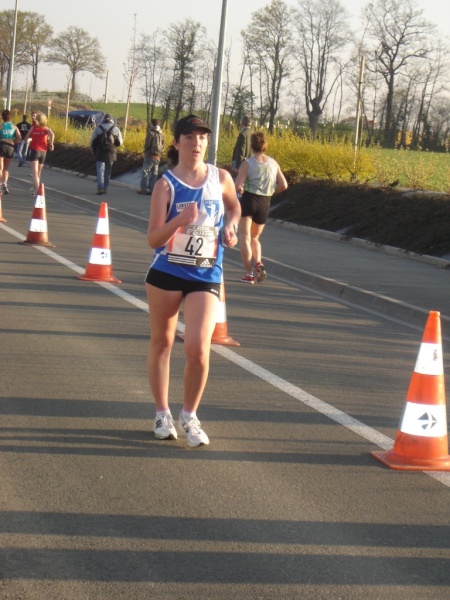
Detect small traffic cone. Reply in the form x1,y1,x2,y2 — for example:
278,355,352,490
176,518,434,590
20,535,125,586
77,202,121,283
19,183,54,247
372,310,450,471
211,277,240,346
0,192,6,223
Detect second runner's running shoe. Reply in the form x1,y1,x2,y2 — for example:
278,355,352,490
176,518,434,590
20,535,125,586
255,262,267,283
240,273,255,284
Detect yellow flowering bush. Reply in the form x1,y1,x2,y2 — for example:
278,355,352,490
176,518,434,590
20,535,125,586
48,114,448,191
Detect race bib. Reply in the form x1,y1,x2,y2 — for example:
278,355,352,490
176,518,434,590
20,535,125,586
168,225,219,267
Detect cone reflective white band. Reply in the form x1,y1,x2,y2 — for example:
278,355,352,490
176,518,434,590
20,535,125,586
34,196,45,208
216,301,226,324
29,219,48,232
88,248,112,265
96,218,109,235
414,342,443,376
400,402,447,437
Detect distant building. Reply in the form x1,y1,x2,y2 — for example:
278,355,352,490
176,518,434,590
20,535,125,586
339,116,379,130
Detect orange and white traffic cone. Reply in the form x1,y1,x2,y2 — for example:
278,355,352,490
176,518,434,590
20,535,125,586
19,183,54,247
77,202,121,283
0,192,6,223
372,310,450,471
211,277,240,346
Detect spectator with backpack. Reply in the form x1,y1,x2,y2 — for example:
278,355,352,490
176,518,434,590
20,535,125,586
90,114,123,195
138,119,165,195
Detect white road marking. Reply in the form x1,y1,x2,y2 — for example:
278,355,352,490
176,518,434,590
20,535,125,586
3,221,450,487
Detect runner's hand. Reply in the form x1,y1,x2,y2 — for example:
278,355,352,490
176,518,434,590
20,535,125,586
223,224,238,248
178,202,198,226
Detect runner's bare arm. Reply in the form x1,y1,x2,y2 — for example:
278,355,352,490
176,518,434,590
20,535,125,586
220,169,241,248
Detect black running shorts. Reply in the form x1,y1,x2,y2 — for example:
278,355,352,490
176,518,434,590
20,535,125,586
240,191,271,225
146,268,220,298
0,141,14,159
28,149,47,164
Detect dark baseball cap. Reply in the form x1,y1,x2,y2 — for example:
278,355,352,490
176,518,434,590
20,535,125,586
103,113,113,122
175,114,212,138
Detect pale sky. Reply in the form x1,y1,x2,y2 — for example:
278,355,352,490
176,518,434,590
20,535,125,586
9,0,450,104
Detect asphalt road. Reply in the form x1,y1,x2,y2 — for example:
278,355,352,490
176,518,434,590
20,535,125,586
0,177,449,599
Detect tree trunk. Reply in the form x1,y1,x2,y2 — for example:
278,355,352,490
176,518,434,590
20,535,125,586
383,75,397,147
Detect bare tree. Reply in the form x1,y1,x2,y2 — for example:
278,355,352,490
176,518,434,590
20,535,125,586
164,19,206,123
193,41,217,122
137,31,168,125
122,15,140,139
160,72,177,128
228,42,256,124
46,26,105,93
293,0,352,136
363,0,437,147
22,13,53,92
242,0,294,133
0,11,53,92
426,98,450,150
221,46,233,123
411,43,450,148
228,44,253,124
0,14,10,87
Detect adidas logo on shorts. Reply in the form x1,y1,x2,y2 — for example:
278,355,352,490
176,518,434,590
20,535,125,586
199,259,212,267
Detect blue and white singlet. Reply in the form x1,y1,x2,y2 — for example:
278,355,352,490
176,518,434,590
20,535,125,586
150,164,225,284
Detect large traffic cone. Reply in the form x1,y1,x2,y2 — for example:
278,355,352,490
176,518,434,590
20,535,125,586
0,192,6,223
77,202,121,283
372,311,450,471
211,277,240,346
19,183,54,247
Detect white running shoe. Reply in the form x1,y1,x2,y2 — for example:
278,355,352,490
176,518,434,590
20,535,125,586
178,412,210,447
153,413,178,440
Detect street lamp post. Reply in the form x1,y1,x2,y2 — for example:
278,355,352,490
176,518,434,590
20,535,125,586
207,0,228,166
352,54,365,180
6,0,19,110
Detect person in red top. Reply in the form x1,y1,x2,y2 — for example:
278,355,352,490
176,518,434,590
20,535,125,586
23,112,55,196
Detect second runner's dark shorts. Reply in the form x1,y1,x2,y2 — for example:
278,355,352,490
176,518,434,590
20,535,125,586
240,191,271,225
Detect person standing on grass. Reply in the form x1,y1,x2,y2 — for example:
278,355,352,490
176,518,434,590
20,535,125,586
145,114,240,447
231,115,252,177
235,131,288,285
138,119,165,195
23,112,55,197
0,110,22,196
89,114,123,195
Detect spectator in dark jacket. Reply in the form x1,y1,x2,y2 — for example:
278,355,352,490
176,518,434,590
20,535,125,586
231,115,252,176
138,119,165,195
16,114,32,164
90,114,123,195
